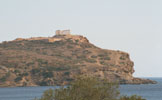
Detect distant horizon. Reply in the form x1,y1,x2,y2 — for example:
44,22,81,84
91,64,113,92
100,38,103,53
0,0,162,77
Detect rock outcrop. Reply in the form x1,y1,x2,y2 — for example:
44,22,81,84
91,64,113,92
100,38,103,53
0,33,156,87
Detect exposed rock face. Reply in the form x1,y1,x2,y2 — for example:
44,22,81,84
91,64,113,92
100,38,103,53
0,34,156,87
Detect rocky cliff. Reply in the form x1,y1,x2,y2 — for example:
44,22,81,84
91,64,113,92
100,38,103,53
0,34,156,87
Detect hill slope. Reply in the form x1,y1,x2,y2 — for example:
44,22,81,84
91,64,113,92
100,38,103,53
0,34,156,87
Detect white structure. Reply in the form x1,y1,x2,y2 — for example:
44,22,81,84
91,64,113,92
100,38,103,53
55,30,71,35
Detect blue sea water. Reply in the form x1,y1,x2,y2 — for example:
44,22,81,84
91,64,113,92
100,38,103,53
120,78,162,100
0,78,161,100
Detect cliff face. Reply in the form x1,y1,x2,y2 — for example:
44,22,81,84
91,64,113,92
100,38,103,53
0,34,156,87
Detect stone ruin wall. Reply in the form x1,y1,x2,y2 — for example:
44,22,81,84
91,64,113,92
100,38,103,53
55,30,71,35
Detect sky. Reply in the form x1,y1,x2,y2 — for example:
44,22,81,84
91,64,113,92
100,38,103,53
0,0,162,77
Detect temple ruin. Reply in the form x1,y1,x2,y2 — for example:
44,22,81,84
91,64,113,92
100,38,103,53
55,30,71,35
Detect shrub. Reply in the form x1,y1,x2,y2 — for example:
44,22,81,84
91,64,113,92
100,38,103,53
14,69,20,74
120,62,125,65
37,59,48,65
31,68,41,75
66,39,73,44
46,66,70,71
0,77,7,82
85,59,97,63
42,51,47,55
83,50,91,54
34,89,54,100
100,61,108,65
54,67,70,71
91,55,97,58
19,72,29,77
120,56,126,60
14,76,22,82
0,72,10,82
120,95,146,100
80,44,92,48
22,72,29,76
64,72,70,76
98,54,105,57
104,57,111,60
100,57,111,60
75,40,79,43
34,77,146,100
53,41,65,46
34,77,119,100
38,81,48,86
42,71,53,78
26,62,34,66
67,45,73,49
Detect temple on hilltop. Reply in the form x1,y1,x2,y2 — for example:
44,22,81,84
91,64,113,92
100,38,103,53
55,30,71,35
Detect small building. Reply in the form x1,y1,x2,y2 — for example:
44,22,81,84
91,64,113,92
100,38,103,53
55,30,71,35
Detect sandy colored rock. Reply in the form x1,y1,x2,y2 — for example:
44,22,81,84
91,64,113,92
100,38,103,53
0,34,156,87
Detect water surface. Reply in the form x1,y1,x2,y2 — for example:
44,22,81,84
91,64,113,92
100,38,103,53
0,78,161,100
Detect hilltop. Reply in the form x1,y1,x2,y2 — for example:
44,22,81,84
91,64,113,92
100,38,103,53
0,31,156,87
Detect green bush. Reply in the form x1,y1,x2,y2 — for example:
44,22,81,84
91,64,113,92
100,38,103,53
100,57,111,60
31,68,41,75
37,59,48,65
98,54,105,57
91,55,97,58
53,41,65,46
120,56,126,60
64,72,70,75
34,77,146,100
0,72,10,82
85,59,97,63
104,57,111,60
38,81,48,86
26,62,34,66
83,50,91,54
34,77,119,100
120,95,146,100
14,76,22,82
100,61,107,65
0,77,7,82
54,67,70,71
14,69,20,74
34,89,54,100
42,71,53,78
75,40,79,43
120,62,125,65
80,44,92,48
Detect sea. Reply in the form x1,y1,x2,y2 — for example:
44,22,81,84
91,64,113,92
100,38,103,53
0,78,161,100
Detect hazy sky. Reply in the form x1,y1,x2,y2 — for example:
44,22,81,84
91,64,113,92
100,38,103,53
0,0,162,77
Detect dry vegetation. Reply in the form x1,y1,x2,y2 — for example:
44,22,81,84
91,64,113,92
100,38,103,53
0,34,156,87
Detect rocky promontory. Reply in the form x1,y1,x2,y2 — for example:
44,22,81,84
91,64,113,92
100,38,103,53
0,31,156,87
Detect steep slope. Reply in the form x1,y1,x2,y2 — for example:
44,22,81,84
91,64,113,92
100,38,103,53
0,34,156,87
